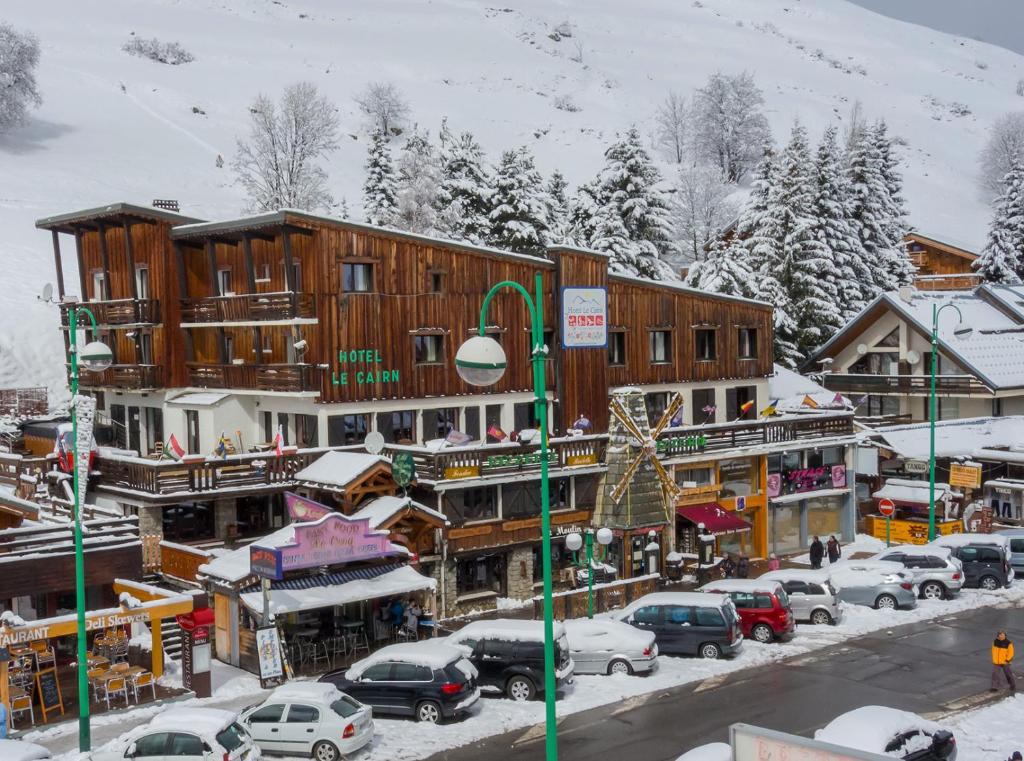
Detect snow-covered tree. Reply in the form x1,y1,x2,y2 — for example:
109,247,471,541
393,129,441,234
362,129,397,227
354,81,411,136
437,129,493,244
691,71,771,183
0,23,42,131
543,170,571,245
232,82,339,212
979,112,1024,199
653,91,688,164
736,144,776,238
684,236,754,298
671,163,739,266
487,146,548,256
873,121,915,287
568,179,603,249
974,159,1024,283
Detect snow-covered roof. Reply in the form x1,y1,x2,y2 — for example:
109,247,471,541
0,740,51,761
815,705,948,752
351,495,448,529
35,201,202,230
872,477,960,503
346,641,472,680
199,523,296,582
166,392,229,406
294,451,389,489
608,272,772,309
697,579,785,595
828,565,909,589
448,618,566,645
562,618,655,652
768,365,851,413
873,416,1024,461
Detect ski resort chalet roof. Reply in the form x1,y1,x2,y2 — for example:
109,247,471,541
35,202,203,232
870,415,1024,461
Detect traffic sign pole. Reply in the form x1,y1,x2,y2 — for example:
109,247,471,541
878,498,896,547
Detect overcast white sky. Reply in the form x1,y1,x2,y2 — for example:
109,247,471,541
848,0,1024,55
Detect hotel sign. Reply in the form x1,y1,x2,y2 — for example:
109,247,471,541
561,287,608,349
331,348,400,387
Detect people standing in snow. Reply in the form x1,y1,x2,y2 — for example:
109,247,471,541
991,631,1017,693
721,554,736,579
826,535,841,565
736,553,750,579
809,536,825,570
767,552,781,571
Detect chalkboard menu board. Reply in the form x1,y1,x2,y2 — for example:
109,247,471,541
35,667,64,722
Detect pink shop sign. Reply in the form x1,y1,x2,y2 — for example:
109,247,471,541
275,512,396,572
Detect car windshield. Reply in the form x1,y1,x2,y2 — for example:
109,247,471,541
331,695,362,718
216,723,248,753
775,588,789,607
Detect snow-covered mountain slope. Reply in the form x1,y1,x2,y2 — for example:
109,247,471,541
3,0,1024,397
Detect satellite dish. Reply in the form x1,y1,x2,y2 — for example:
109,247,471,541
40,283,53,302
364,431,385,455
856,343,868,355
905,349,921,365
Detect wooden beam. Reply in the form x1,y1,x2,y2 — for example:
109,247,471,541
173,241,189,299
97,223,112,300
282,228,295,292
73,230,88,301
206,239,220,297
50,231,66,299
243,234,263,365
123,222,138,300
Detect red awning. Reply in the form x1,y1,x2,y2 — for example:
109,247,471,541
176,607,215,631
676,503,752,535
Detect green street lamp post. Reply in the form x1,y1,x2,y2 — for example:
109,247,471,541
455,272,559,761
566,528,613,619
927,301,972,541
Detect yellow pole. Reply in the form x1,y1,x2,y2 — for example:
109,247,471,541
150,616,163,679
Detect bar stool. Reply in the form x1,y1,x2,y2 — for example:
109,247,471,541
310,642,331,672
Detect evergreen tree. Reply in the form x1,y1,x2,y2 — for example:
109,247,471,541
568,179,603,249
437,129,493,244
393,128,441,234
736,144,776,238
590,201,641,272
974,158,1024,283
846,125,893,301
487,146,549,256
683,237,755,298
362,129,397,227
543,170,571,244
873,120,915,286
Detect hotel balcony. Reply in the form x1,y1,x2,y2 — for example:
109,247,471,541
180,292,316,325
60,298,160,327
821,373,991,396
186,362,322,393
78,364,164,390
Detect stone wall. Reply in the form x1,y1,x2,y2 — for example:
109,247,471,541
137,504,163,538
214,499,237,540
506,545,535,601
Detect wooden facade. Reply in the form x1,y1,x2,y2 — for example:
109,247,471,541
905,232,982,291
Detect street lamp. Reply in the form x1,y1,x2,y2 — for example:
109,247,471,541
928,302,972,541
44,289,111,752
455,273,559,761
566,527,613,618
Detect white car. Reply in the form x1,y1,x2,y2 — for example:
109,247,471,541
90,707,260,761
0,739,52,761
241,682,373,761
815,706,957,760
563,617,658,675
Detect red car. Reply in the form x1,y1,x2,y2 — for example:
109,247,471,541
697,579,796,643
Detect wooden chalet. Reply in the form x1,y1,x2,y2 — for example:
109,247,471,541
904,232,982,291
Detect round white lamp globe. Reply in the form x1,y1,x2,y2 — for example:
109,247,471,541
455,335,507,387
79,341,113,372
596,527,613,546
565,532,583,552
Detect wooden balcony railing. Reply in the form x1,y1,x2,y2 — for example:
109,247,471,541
0,452,50,490
180,292,316,323
656,412,855,457
186,363,321,392
159,540,213,584
61,299,160,326
821,373,990,395
0,517,140,561
0,387,47,417
78,364,164,390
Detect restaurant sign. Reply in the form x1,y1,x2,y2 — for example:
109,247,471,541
250,511,398,580
949,463,982,489
768,465,847,498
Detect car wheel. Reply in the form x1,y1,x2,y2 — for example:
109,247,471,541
608,658,633,676
507,675,536,702
699,643,722,659
874,594,897,610
416,700,442,723
921,581,945,600
751,624,774,643
810,609,833,626
312,741,341,761
980,575,1000,591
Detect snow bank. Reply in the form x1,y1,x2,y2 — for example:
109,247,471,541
346,641,473,679
0,740,52,761
945,694,1024,760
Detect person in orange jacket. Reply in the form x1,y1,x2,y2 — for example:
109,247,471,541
991,630,1017,693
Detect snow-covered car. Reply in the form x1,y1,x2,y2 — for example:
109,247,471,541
815,706,957,760
90,707,260,761
675,742,730,761
241,682,373,761
829,563,918,610
869,544,964,600
562,617,658,675
0,739,52,761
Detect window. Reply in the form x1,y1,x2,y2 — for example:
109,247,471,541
695,607,725,627
456,554,505,595
185,409,200,454
726,386,756,421
695,329,717,361
429,271,446,293
737,328,757,359
719,458,757,498
693,388,716,423
486,405,503,442
865,395,900,417
425,407,457,439
392,663,433,681
144,406,163,454
296,414,319,448
850,352,898,375
876,327,899,347
644,392,669,425
608,331,626,366
163,502,215,542
414,334,444,365
135,265,150,300
573,474,599,508
730,591,755,608
502,484,541,519
167,733,205,756
91,270,106,302
361,663,393,681
277,412,290,445
665,605,692,625
445,486,497,522
224,333,235,362
464,406,481,440
139,332,153,365
649,330,672,363
676,466,714,488
513,401,539,432
286,704,320,723
218,268,232,295
754,594,774,610
807,447,843,468
632,606,660,625
343,262,373,292
938,396,960,420
377,410,415,443
262,411,273,444
133,733,170,757
327,414,368,446
261,332,273,355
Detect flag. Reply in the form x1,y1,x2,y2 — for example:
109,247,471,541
760,400,778,418
486,424,506,441
167,433,186,460
802,394,819,409
215,431,229,458
445,429,473,446
273,426,284,456
832,393,845,406
701,404,716,415
855,395,869,407
739,400,755,415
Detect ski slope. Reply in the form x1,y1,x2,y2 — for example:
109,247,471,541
2,0,1024,398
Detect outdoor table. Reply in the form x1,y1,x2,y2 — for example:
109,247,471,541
337,620,364,632
88,655,111,669
91,665,143,687
293,627,320,639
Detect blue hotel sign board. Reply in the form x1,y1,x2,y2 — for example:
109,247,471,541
561,287,608,349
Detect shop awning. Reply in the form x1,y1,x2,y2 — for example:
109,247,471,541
675,503,752,535
239,564,436,617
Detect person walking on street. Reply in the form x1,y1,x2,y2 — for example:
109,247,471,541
827,535,841,565
721,553,736,579
991,630,1017,693
767,552,781,571
736,553,750,579
809,536,825,570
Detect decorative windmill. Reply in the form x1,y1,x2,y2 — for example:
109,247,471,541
594,388,684,531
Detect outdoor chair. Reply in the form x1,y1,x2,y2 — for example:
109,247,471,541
11,693,34,726
131,670,156,703
101,676,130,709
35,647,55,670
111,640,130,664
87,667,108,701
349,626,370,656
310,641,331,672
329,635,348,665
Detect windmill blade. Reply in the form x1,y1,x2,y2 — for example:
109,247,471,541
610,450,646,503
610,398,647,443
651,393,685,438
650,455,682,500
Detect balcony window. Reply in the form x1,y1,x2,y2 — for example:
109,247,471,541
185,409,200,454
486,404,504,442
675,466,714,488
513,401,540,432
378,410,415,444
649,330,672,364
719,458,757,498
139,332,153,365
296,414,319,448
608,330,626,366
429,270,446,294
693,388,716,423
737,328,757,360
726,386,756,421
218,268,232,295
695,328,717,361
343,262,374,293
414,334,444,365
876,327,899,348
445,486,498,523
645,392,669,425
425,407,457,439
850,352,898,375
135,265,150,300
91,270,106,302
163,501,215,542
327,413,368,446
807,447,843,468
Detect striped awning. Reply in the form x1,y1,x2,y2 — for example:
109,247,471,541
242,562,402,594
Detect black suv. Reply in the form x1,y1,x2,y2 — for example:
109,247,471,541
319,643,479,723
447,620,575,702
946,543,1013,590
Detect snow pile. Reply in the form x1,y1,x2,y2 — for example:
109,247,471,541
815,705,949,754
1,609,27,627
946,694,1024,760
346,641,474,680
118,591,142,608
790,533,887,565
930,532,1011,550
676,743,731,761
0,740,52,761
448,618,567,645
563,618,655,653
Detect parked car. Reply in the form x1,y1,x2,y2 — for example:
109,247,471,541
0,740,51,761
759,568,843,625
562,617,658,675
241,682,373,761
90,708,260,761
828,564,918,610
696,579,795,643
997,527,1024,575
445,619,574,701
815,706,957,760
676,743,730,761
869,544,964,600
319,641,479,723
609,592,742,660
930,533,1014,590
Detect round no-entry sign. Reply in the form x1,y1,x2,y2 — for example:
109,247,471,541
878,498,896,517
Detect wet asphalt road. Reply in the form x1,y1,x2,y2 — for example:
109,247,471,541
428,604,1024,761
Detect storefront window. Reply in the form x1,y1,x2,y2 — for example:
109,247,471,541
502,484,540,518
675,466,714,488
770,504,802,555
456,554,505,595
807,447,844,469
806,495,844,538
573,475,599,509
163,502,215,542
444,487,497,522
719,458,757,497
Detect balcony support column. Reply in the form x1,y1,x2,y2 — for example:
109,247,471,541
51,230,66,299
97,223,112,300
174,242,195,363
74,229,88,301
243,234,263,366
206,239,229,365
